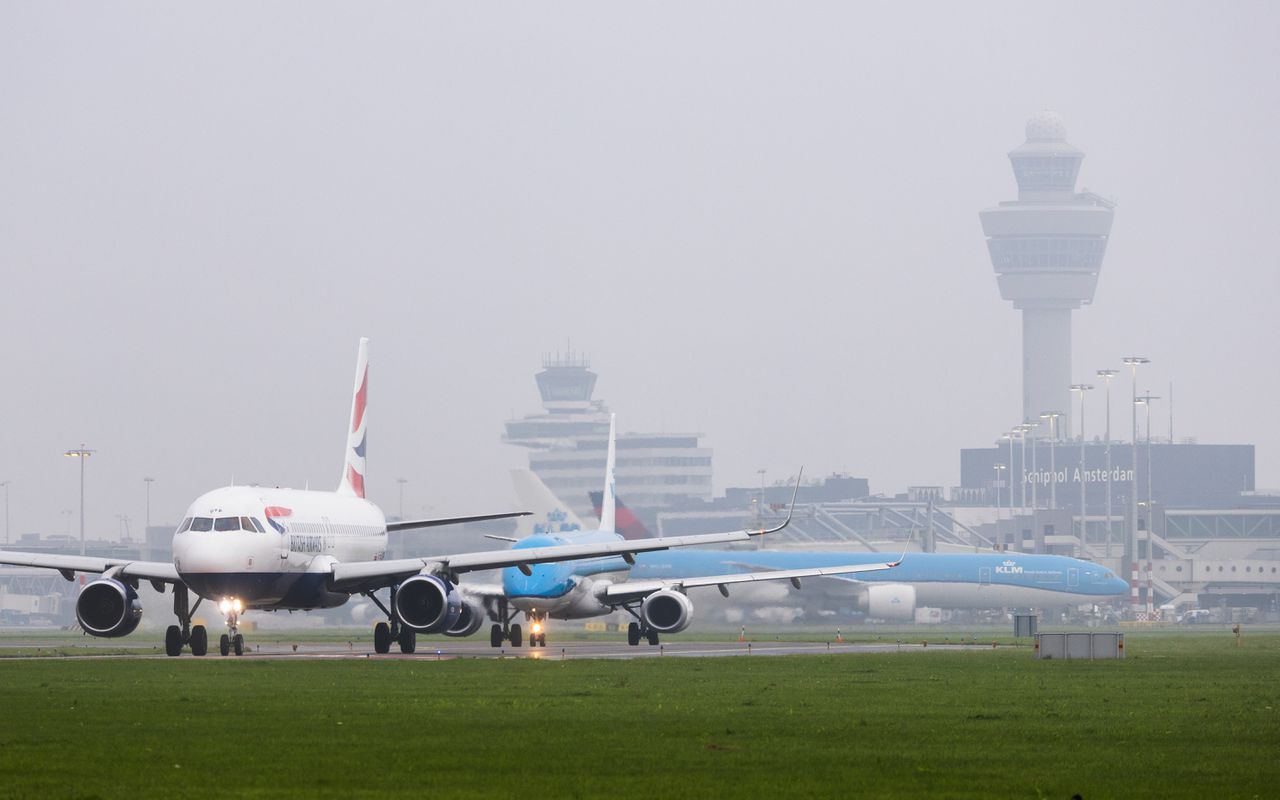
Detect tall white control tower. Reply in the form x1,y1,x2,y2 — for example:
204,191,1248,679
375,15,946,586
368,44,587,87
980,111,1115,439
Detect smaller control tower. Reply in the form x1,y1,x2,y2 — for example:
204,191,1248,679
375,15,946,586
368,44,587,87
981,111,1115,438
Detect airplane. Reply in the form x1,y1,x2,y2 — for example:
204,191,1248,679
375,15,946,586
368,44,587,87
566,489,1131,620
466,415,904,648
0,340,823,657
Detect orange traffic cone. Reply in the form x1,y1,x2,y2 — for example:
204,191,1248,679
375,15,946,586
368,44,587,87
738,625,746,642
836,627,843,643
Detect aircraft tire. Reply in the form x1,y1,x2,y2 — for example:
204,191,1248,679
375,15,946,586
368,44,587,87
510,623,523,648
219,633,230,657
490,624,503,648
164,625,182,657
190,625,208,657
398,628,416,654
627,622,640,646
233,634,244,656
373,622,391,654
646,629,659,646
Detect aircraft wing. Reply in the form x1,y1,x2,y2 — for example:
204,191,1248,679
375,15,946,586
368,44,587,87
599,560,902,604
387,511,530,533
328,525,794,593
0,550,181,584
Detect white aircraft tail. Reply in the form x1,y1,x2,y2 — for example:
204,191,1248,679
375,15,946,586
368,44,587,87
510,470,586,536
337,338,370,498
599,414,617,534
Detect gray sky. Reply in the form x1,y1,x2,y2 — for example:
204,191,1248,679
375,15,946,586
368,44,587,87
2,3,1278,540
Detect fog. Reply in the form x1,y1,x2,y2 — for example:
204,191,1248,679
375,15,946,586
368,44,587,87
2,3,1277,539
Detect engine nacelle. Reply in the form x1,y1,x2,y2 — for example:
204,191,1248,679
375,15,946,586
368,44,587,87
76,578,143,638
394,574,462,633
443,599,485,638
640,589,693,634
858,583,916,621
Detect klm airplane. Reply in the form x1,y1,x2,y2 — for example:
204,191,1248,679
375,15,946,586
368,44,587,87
529,484,1128,622
467,416,903,647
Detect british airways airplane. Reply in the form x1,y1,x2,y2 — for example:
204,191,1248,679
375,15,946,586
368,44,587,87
0,340,819,656
463,416,904,647
545,485,1129,621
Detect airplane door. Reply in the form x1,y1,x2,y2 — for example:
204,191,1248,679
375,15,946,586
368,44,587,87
979,567,991,586
1068,568,1079,588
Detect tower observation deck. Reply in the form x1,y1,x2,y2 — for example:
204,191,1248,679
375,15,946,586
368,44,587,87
980,111,1115,439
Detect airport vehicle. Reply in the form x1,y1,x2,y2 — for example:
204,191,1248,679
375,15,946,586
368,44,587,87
0,340,810,656
470,417,903,647
569,490,1130,621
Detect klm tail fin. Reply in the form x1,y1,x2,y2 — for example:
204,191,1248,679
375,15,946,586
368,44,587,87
337,338,369,498
599,413,617,533
510,470,585,536
589,490,651,540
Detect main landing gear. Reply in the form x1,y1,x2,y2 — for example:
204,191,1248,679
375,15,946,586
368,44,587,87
363,587,416,655
164,584,208,657
623,607,660,647
489,598,543,647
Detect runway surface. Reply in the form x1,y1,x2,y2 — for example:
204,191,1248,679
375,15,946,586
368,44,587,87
0,635,999,661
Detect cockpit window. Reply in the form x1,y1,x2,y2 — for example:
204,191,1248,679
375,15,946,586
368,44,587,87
239,517,257,532
213,517,240,532
177,517,193,533
190,517,214,532
248,517,266,533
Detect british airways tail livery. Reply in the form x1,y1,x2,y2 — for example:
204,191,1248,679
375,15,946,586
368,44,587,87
0,341,814,656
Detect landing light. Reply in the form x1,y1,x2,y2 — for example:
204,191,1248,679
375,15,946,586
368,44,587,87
219,599,231,615
532,622,543,634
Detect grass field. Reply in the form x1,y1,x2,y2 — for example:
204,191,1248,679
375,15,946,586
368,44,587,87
1,632,1276,798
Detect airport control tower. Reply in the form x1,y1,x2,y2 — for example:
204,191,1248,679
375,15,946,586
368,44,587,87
980,111,1115,439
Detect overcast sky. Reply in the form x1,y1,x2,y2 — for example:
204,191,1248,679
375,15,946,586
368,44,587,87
2,3,1277,540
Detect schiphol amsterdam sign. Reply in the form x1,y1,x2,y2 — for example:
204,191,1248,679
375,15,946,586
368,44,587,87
1023,467,1134,486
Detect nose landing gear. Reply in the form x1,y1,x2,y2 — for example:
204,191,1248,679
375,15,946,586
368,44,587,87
216,598,246,656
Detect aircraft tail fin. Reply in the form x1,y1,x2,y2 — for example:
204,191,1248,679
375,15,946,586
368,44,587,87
588,490,651,540
599,414,617,534
337,338,370,498
510,470,585,536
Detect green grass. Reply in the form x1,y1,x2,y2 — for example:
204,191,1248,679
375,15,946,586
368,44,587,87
0,633,1276,798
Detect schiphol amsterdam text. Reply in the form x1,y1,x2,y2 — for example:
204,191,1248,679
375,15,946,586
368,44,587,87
1023,467,1134,486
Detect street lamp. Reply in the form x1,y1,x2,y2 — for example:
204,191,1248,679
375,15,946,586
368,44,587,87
1070,384,1094,547
1137,394,1160,516
1122,357,1149,589
396,477,408,521
993,463,1007,550
1026,420,1041,510
64,444,96,556
1018,421,1036,512
1097,368,1119,557
1039,412,1061,510
142,477,155,560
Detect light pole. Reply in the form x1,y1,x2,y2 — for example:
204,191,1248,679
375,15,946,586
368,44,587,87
143,477,155,560
1097,368,1119,557
1018,421,1036,512
993,463,1007,550
1005,429,1017,523
64,444,96,556
1027,420,1040,510
1122,357,1149,600
1040,412,1061,510
1070,384,1094,548
396,478,407,520
1137,394,1160,514
1,481,9,546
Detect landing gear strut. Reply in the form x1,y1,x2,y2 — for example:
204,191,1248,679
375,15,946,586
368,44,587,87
164,584,207,657
218,603,245,656
364,586,416,655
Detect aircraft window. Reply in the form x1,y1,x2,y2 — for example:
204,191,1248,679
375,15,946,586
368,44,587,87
240,517,256,532
177,518,193,533
190,517,214,532
214,517,240,532
249,517,266,533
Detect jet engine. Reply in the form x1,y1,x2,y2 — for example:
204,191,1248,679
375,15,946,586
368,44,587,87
640,589,693,634
75,578,143,638
394,574,462,633
443,599,485,637
858,583,916,621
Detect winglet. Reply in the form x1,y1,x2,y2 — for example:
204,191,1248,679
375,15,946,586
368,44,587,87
887,528,915,567
337,338,370,498
749,466,803,536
